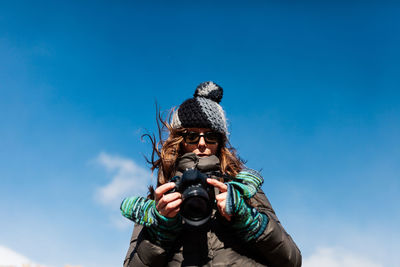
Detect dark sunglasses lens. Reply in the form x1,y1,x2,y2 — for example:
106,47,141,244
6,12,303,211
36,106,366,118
185,132,200,144
205,132,220,143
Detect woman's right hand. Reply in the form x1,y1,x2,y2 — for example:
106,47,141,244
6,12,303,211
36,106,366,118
154,182,182,218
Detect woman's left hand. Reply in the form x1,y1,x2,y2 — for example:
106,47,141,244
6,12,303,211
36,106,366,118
207,178,232,221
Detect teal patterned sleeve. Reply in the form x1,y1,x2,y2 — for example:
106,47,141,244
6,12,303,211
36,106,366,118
225,169,269,242
120,196,182,249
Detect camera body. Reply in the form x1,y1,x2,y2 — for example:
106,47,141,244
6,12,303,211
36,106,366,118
169,168,216,227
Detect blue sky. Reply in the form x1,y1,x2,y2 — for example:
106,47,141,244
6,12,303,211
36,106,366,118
1,1,399,267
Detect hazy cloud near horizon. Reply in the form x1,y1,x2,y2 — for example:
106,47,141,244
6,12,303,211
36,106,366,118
94,152,151,208
0,245,49,267
303,247,383,267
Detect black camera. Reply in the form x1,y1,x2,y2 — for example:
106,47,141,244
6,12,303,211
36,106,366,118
169,168,216,227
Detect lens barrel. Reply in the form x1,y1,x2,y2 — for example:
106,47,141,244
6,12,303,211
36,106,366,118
181,186,212,226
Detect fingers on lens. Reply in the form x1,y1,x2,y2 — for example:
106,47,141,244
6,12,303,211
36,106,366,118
163,192,181,202
158,192,180,208
166,198,182,210
215,192,227,201
207,179,227,192
155,182,176,198
218,200,226,211
162,200,182,218
166,207,180,218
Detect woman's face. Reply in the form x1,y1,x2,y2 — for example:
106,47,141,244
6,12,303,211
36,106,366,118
181,128,220,157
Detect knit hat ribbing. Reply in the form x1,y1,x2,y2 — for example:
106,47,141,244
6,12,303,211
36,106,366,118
171,81,228,135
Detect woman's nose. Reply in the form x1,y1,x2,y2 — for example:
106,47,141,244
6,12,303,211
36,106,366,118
198,136,206,146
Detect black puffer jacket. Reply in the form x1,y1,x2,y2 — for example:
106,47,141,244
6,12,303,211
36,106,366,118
123,189,301,267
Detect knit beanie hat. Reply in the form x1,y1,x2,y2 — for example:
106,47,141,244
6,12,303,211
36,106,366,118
171,81,228,135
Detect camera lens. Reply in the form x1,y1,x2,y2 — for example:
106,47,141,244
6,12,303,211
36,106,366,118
181,186,212,226
182,197,208,219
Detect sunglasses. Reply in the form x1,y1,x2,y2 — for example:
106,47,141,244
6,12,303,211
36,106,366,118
181,131,221,144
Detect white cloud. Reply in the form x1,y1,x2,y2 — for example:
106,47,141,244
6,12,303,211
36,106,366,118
94,152,152,208
303,247,383,267
0,245,49,267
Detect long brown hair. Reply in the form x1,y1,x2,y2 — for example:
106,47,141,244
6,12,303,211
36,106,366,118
142,106,243,198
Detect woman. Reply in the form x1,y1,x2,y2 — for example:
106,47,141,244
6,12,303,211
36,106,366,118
120,82,301,267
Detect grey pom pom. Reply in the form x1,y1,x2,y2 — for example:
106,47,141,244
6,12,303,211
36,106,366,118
194,81,223,103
